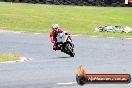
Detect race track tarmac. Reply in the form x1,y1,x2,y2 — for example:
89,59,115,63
0,32,132,88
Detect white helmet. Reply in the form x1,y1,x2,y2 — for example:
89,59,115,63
52,24,59,31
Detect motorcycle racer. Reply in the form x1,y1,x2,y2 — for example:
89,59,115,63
50,24,72,50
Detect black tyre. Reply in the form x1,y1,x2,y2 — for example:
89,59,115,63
111,3,116,7
65,43,75,57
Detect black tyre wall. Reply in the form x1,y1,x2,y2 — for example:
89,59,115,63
0,0,5,1
1,0,132,7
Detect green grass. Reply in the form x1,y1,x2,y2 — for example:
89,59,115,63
0,2,132,38
0,55,20,62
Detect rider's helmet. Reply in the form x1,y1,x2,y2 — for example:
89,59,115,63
52,24,59,32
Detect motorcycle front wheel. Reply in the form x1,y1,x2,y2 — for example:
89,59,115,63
65,43,75,57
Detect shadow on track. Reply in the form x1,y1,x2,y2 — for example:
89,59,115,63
58,56,71,58
49,56,73,60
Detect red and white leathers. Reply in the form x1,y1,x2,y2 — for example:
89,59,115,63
50,28,72,50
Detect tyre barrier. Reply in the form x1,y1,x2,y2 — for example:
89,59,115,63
1,0,132,7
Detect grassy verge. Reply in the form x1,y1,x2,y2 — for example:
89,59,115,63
0,2,132,38
0,55,20,62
